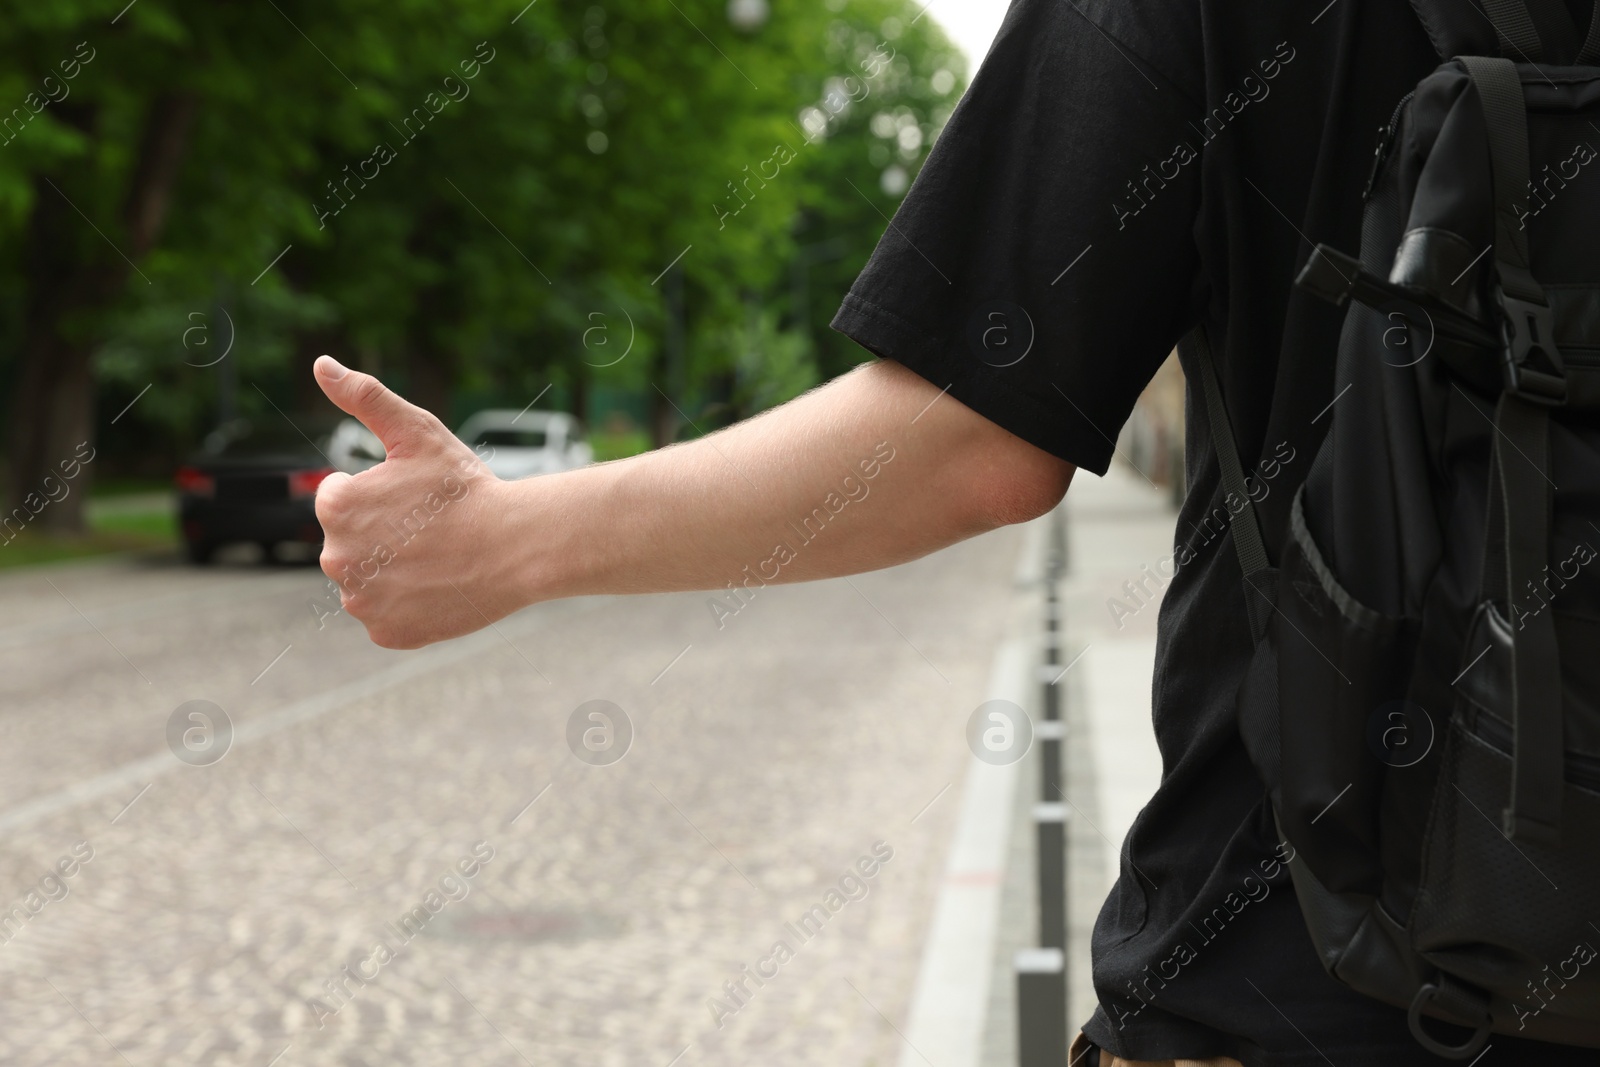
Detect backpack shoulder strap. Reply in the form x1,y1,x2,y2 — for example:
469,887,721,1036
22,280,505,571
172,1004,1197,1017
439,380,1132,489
1187,326,1275,641
1458,56,1567,845
1577,0,1600,60
1408,0,1591,62
1525,0,1586,62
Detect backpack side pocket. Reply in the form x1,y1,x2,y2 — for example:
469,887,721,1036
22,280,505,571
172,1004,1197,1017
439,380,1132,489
1277,486,1419,895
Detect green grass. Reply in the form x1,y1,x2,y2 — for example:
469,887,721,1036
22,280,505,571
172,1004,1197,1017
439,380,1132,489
589,429,653,462
0,502,178,570
93,508,178,539
90,477,174,499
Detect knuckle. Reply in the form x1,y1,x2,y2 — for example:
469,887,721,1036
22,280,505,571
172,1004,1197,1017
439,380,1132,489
406,410,450,451
318,547,351,582
416,409,447,436
351,374,388,410
340,589,367,620
314,483,350,524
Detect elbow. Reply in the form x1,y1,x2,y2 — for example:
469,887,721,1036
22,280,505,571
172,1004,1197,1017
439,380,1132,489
970,437,1075,530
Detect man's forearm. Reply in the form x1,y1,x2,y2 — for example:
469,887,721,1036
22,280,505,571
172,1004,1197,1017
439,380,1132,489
311,355,1073,648
508,360,1075,603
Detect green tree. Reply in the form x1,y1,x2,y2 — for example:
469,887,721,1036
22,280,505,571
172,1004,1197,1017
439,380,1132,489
0,0,963,530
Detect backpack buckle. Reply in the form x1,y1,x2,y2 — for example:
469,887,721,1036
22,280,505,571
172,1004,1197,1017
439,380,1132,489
1495,287,1567,404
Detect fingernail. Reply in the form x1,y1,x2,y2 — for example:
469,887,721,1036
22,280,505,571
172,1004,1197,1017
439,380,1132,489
316,355,349,380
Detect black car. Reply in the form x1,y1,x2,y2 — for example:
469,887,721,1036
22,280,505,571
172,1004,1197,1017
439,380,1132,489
176,415,382,563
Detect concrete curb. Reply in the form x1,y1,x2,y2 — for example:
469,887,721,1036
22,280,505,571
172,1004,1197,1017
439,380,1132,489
896,509,1053,1067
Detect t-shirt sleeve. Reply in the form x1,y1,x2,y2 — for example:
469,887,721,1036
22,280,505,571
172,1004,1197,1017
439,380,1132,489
830,0,1206,475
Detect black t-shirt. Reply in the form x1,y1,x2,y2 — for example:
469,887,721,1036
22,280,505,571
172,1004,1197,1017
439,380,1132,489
831,1,1597,1064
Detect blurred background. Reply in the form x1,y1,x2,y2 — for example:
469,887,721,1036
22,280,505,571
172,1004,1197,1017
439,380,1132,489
0,0,995,561
0,3,1188,1065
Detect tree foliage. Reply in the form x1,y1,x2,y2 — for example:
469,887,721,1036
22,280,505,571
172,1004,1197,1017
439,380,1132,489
0,0,965,529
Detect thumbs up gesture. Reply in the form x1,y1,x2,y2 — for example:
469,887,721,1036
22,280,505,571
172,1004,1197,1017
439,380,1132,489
312,356,522,649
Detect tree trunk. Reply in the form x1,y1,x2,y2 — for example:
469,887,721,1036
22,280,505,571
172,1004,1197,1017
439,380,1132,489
405,346,455,424
649,366,676,448
9,162,104,534
5,93,197,534
7,330,96,534
651,265,686,448
292,328,345,415
569,372,590,428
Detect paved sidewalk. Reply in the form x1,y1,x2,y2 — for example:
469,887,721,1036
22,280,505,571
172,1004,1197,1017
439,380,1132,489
972,459,1178,1064
971,458,1178,1062
1059,460,1176,1028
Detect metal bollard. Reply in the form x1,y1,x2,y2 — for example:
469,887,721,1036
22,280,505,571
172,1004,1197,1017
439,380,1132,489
1015,947,1068,1066
1014,504,1073,1066
1036,719,1065,803
1046,506,1069,577
1034,802,1068,951
1039,657,1062,721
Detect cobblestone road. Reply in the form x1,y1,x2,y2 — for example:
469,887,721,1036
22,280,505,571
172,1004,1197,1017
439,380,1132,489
0,522,1031,1067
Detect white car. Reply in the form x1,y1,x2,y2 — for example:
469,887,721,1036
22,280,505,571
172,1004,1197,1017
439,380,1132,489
456,410,594,480
327,417,386,473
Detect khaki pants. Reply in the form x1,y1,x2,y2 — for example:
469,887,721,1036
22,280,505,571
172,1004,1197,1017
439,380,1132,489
1070,1031,1244,1067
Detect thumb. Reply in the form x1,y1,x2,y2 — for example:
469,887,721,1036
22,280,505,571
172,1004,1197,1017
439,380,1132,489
314,355,435,454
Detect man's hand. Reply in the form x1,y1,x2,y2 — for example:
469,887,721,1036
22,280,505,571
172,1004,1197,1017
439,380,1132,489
313,355,519,649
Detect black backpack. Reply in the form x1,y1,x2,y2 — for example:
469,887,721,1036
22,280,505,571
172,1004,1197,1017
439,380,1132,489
1196,0,1600,1058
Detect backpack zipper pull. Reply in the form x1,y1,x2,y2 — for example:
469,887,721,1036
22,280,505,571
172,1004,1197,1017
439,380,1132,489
1363,92,1414,202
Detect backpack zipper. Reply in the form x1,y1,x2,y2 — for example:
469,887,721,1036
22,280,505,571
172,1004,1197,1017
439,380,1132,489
1470,711,1600,793
1363,90,1415,202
